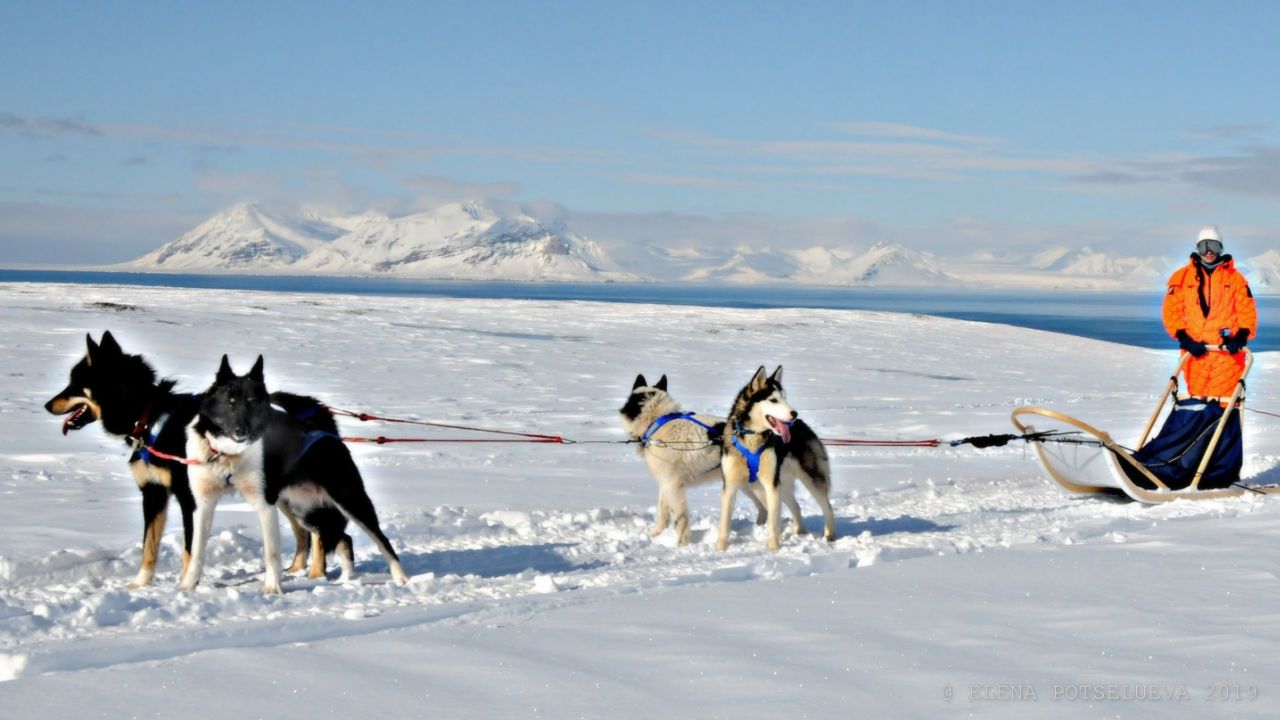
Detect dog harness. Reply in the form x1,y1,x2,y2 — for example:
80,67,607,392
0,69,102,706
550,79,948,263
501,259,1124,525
130,394,206,466
640,412,721,447
137,401,217,466
137,411,172,466
299,429,341,457
730,420,794,484
730,434,764,484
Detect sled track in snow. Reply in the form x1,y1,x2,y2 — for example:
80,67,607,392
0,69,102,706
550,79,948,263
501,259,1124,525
0,458,1272,680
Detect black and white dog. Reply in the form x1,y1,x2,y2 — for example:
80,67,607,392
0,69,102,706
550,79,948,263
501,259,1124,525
181,355,407,593
43,332,314,587
717,366,837,552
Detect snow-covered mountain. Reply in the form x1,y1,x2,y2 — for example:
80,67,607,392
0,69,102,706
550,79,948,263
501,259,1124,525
125,206,1275,291
1029,246,1164,277
804,241,957,286
951,245,1175,289
295,201,632,281
127,201,637,282
129,203,347,270
1240,249,1280,289
681,241,959,287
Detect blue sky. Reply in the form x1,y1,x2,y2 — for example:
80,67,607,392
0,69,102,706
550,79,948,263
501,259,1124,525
2,1,1278,264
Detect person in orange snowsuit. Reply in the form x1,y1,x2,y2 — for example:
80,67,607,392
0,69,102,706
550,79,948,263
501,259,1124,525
1162,225,1257,398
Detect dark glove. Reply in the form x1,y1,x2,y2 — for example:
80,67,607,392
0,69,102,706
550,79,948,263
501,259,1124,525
1224,328,1250,354
1176,329,1208,357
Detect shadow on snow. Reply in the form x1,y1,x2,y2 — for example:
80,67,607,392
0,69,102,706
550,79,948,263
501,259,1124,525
365,542,608,579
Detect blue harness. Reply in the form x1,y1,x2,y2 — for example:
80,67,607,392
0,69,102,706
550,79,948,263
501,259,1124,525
640,412,721,447
270,401,342,462
731,426,765,484
137,411,172,466
300,429,341,457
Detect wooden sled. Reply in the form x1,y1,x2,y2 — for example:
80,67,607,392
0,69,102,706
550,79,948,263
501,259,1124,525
1013,348,1279,504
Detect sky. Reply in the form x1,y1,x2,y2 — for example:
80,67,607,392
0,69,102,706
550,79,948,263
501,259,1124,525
2,1,1279,264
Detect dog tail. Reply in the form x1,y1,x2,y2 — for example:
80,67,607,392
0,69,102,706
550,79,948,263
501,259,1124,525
788,419,830,487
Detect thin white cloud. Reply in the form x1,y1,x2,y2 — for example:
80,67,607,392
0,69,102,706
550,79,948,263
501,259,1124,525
828,121,999,146
1181,124,1272,141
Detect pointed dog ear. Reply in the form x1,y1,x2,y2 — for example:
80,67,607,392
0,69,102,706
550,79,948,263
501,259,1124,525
655,374,668,391
216,354,235,382
632,374,647,390
749,365,768,391
99,330,122,357
85,333,100,365
249,355,265,382
769,365,783,385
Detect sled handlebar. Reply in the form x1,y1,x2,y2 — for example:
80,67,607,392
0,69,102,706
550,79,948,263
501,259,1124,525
1180,345,1251,355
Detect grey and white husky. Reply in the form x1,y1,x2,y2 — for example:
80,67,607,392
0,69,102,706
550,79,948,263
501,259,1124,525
181,355,408,593
718,366,837,552
619,374,768,546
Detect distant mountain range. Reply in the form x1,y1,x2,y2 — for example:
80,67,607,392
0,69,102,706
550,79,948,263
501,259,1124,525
677,241,958,287
127,202,636,282
123,202,1280,290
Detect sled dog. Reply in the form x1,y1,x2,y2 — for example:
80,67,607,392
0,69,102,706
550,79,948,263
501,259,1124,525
43,332,313,587
181,355,408,593
619,374,766,545
718,366,837,552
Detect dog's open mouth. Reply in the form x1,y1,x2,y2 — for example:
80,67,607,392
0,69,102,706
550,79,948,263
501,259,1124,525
766,415,792,444
61,403,96,435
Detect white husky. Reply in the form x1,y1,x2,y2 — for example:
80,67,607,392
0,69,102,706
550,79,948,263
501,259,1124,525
619,374,767,546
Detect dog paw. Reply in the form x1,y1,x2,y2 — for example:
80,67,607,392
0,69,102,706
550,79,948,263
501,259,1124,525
766,539,781,553
755,511,767,526
793,525,808,535
825,531,838,542
649,527,666,539
715,538,729,552
261,581,284,595
178,578,198,591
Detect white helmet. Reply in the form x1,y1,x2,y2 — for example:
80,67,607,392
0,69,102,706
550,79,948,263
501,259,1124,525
1195,225,1223,257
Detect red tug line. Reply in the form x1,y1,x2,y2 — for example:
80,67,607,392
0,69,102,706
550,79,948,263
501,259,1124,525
326,406,941,448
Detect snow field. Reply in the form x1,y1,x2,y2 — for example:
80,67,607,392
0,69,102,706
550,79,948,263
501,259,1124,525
1,282,1279,718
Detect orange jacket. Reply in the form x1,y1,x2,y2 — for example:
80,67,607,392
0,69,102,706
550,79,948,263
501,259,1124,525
1162,255,1257,344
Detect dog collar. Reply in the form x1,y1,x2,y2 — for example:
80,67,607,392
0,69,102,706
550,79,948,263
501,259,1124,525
128,399,159,441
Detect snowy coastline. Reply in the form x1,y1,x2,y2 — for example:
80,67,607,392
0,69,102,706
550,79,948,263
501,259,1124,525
1,281,1278,718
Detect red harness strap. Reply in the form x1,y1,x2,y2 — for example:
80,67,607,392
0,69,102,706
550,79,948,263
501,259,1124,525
138,442,220,466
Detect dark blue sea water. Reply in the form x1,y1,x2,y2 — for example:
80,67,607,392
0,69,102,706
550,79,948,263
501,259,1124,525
2,269,1273,351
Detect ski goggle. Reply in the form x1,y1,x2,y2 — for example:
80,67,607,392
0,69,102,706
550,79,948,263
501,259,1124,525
1196,238,1223,257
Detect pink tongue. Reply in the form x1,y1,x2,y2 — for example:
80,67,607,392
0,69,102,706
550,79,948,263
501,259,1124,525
61,406,86,435
769,417,792,444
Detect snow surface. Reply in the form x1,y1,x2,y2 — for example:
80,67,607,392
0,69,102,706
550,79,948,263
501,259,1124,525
2,281,1280,718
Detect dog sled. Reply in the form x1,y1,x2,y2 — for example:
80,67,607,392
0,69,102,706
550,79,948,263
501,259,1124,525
1013,348,1280,504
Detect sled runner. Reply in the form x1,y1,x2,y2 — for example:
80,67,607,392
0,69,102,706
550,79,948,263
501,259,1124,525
1013,348,1279,503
